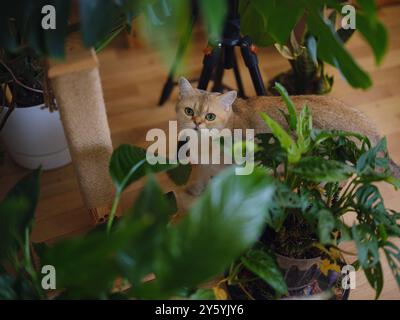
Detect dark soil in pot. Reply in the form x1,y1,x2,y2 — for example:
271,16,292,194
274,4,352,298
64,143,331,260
266,69,332,96
0,82,44,108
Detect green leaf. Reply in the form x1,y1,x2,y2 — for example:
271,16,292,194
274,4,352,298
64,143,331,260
273,82,297,131
241,248,287,295
383,242,400,288
306,7,372,89
255,133,288,171
189,288,216,300
109,144,176,193
0,168,41,262
0,274,39,300
364,262,384,300
265,182,303,231
43,218,149,298
79,0,123,47
352,185,400,237
357,138,389,176
251,0,304,45
260,112,300,164
296,105,313,154
385,176,400,190
198,0,227,39
318,209,336,245
290,156,354,182
118,175,177,284
167,163,192,186
240,1,274,47
352,224,380,269
357,0,377,17
148,166,276,296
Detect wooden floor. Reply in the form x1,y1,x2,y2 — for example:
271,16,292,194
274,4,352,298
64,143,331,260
1,5,400,300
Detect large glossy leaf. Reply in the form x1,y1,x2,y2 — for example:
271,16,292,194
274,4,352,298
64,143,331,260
79,0,123,47
306,7,372,89
109,144,176,193
0,168,40,262
241,248,287,295
198,0,227,39
240,1,273,47
356,2,388,64
141,166,275,297
117,175,177,284
290,156,354,182
42,216,150,298
251,0,304,45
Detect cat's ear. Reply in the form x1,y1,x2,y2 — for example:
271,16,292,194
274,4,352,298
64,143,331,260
178,77,194,98
218,91,237,111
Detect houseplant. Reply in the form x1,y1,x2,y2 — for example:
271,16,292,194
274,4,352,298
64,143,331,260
266,18,354,95
0,1,386,92
0,144,275,299
239,0,388,91
0,49,71,170
221,84,400,299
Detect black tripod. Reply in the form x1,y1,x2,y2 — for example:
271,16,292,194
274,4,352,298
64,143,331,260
158,0,266,106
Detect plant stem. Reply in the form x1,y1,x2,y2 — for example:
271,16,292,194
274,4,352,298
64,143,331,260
107,193,121,234
24,228,45,299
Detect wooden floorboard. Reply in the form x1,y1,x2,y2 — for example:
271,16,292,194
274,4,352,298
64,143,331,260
1,5,399,300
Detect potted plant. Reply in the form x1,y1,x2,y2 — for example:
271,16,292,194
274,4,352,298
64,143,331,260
0,143,276,299
0,49,71,170
239,0,388,92
221,84,400,300
266,18,354,95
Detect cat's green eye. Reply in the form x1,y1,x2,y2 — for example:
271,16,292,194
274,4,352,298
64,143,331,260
184,107,194,116
205,113,216,121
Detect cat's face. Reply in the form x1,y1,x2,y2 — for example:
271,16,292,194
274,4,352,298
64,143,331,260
176,77,237,131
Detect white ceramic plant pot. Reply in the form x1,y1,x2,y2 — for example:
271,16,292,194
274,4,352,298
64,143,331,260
0,104,71,170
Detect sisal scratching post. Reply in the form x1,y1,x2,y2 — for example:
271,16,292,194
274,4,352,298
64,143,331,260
48,35,117,224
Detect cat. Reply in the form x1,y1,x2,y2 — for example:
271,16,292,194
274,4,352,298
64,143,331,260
176,77,399,195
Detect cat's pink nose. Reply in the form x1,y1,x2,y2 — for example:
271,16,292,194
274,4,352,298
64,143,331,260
192,116,202,125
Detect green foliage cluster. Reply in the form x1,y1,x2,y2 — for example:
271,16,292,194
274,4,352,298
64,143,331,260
0,147,275,299
0,0,388,90
227,83,400,299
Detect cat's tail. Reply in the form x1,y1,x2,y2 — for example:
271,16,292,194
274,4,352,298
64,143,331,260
389,158,400,178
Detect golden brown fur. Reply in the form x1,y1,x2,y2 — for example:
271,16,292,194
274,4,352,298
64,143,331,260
175,77,396,195
231,96,380,144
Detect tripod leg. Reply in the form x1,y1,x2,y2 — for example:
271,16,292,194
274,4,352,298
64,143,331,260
158,75,175,106
240,36,266,96
232,49,246,98
198,44,221,90
212,49,225,93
